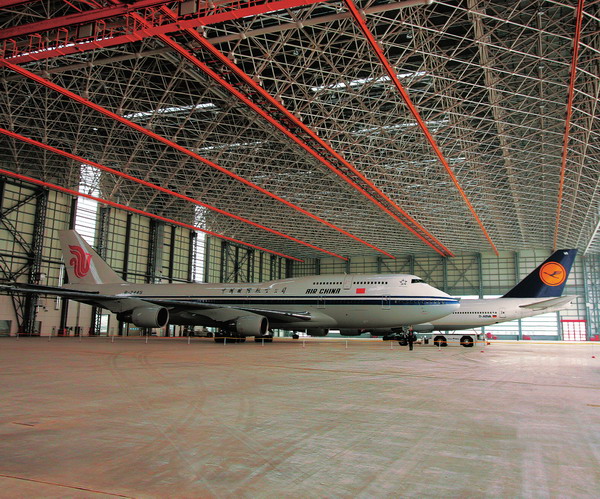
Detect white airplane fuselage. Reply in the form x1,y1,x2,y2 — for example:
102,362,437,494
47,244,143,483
66,273,460,330
421,295,576,331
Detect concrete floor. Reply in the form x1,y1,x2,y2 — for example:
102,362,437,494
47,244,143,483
1,337,599,498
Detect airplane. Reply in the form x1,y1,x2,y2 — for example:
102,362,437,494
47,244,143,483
409,249,578,344
0,230,460,342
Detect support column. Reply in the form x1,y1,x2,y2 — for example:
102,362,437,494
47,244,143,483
147,219,164,283
187,230,196,283
168,225,176,283
515,251,522,340
23,188,48,335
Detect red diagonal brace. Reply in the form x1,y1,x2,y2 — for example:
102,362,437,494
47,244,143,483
343,0,498,256
154,6,452,257
554,0,585,250
0,168,304,261
0,127,348,260
1,58,392,257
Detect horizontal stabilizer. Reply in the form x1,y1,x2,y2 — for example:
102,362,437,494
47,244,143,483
519,295,577,311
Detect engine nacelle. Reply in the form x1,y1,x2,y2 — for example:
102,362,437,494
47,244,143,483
339,329,368,336
118,306,169,328
412,324,434,333
305,328,329,337
234,315,269,336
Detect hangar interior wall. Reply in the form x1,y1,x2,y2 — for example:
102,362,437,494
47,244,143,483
203,236,289,284
0,177,203,336
1,176,598,340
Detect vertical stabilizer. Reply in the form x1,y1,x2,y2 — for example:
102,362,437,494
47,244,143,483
502,249,578,298
59,230,125,285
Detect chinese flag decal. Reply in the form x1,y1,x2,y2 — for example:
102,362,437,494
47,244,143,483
356,288,366,294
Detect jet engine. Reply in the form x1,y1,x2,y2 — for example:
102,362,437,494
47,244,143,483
411,324,434,333
305,328,329,337
118,306,169,328
233,315,269,336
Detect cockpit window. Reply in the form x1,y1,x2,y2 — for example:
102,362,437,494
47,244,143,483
411,278,425,284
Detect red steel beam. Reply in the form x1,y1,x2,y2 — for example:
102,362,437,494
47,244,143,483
0,168,304,261
342,0,498,256
129,9,447,257
0,59,394,258
1,0,330,63
0,127,347,260
0,0,38,7
0,0,174,40
155,6,452,257
554,0,585,250
0,0,328,52
1,0,169,40
2,0,447,256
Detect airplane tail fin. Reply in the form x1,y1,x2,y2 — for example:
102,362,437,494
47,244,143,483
59,230,126,285
502,249,577,298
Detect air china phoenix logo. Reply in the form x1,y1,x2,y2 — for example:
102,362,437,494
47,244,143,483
539,261,566,287
69,245,92,278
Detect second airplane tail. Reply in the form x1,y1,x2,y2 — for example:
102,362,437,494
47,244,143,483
502,249,577,299
59,230,126,285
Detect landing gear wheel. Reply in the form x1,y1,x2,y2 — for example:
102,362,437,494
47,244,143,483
433,336,447,347
292,333,299,340
460,335,474,347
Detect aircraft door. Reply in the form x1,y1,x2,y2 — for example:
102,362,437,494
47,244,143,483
318,297,326,309
499,308,506,318
343,275,353,290
382,296,390,310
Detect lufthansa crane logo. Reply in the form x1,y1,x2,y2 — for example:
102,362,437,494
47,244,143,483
69,245,92,278
539,261,566,286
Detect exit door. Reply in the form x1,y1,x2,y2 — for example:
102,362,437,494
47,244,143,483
382,296,390,310
343,275,353,290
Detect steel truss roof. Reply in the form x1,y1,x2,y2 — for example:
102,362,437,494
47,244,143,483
0,0,598,261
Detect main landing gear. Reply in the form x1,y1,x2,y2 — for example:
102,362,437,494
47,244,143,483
382,326,413,345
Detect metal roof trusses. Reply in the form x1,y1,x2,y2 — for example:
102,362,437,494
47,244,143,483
0,0,599,258
1,0,455,257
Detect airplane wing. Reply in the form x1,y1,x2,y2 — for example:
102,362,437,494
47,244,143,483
519,295,577,311
142,298,313,323
0,283,314,323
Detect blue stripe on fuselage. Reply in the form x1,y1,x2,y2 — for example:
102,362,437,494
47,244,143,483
136,296,459,306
